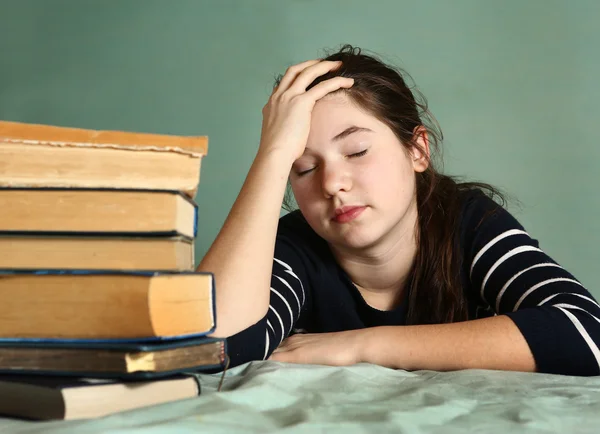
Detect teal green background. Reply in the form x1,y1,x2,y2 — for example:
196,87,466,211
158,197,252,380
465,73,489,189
1,0,598,296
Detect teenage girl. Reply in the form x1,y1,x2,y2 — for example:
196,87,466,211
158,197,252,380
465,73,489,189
198,45,599,376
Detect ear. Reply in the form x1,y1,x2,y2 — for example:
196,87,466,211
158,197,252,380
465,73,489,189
410,126,430,173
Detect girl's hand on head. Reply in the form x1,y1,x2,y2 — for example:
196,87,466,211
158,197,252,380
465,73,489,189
258,60,354,163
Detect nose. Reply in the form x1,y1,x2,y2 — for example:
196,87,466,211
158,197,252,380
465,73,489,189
321,163,351,198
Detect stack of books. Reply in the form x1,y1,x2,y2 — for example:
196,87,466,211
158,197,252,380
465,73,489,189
0,120,227,420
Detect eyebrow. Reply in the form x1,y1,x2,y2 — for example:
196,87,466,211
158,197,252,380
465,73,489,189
301,125,373,157
331,126,373,142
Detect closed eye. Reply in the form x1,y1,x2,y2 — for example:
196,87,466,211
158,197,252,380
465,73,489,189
297,167,316,176
348,149,368,158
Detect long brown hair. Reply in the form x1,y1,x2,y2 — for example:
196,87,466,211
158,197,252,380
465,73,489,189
280,45,506,324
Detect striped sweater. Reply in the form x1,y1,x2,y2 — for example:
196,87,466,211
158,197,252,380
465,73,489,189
226,190,600,376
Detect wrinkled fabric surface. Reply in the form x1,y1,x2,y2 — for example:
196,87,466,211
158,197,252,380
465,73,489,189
2,361,600,433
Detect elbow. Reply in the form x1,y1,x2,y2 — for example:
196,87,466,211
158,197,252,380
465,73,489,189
221,316,273,368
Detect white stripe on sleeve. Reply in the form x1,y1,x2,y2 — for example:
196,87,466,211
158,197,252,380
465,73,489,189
480,246,542,299
495,263,562,312
556,307,600,371
552,304,600,324
268,305,286,344
270,286,294,333
274,257,306,304
273,257,292,271
539,292,599,309
273,275,301,311
513,278,583,311
471,229,529,275
263,330,270,360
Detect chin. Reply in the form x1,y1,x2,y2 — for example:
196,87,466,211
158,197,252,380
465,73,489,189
331,229,383,251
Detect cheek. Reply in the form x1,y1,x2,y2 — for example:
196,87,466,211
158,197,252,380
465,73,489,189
290,181,318,213
362,156,414,198
291,181,330,234
291,184,326,233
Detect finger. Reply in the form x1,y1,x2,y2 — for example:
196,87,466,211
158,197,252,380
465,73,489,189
269,351,293,363
304,76,354,102
272,341,291,353
268,352,283,361
274,59,320,94
287,60,343,95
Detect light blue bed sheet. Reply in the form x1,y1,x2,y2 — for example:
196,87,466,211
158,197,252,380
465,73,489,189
1,361,599,433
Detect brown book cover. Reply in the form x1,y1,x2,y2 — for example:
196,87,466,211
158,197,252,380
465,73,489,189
0,337,227,378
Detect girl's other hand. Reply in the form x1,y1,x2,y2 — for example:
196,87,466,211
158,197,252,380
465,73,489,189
258,60,354,163
268,330,364,366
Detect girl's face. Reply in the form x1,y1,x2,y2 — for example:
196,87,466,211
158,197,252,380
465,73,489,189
290,93,428,252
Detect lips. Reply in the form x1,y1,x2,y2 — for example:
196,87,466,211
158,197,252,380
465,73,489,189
333,206,366,223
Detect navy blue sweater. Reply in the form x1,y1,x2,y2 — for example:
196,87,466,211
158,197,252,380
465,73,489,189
227,191,600,376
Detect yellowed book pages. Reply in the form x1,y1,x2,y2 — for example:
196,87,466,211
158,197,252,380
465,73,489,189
0,121,208,196
0,375,202,420
0,189,197,238
0,236,194,271
0,272,214,339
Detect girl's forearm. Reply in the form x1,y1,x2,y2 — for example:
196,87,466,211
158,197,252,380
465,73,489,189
360,315,536,372
197,150,294,337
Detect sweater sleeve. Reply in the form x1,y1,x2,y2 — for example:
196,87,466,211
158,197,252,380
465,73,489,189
225,229,311,368
465,194,600,376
